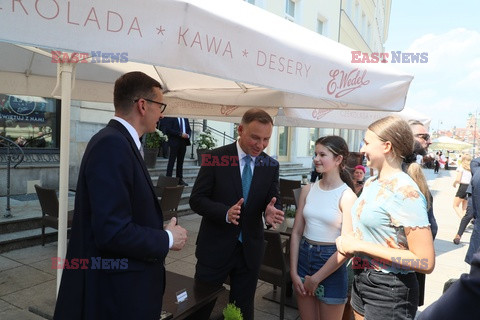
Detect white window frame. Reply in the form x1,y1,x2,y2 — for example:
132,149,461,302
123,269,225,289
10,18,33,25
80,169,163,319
285,0,297,22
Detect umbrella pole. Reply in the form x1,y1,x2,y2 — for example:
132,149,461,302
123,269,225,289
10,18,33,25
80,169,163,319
56,62,75,296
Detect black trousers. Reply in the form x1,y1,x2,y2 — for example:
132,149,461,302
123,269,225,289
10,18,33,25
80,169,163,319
166,142,187,178
195,242,260,320
457,203,474,236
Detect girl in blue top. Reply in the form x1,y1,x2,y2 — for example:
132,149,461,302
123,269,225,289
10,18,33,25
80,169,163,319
336,116,435,320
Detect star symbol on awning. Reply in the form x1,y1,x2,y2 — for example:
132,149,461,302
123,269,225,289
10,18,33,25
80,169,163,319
156,26,165,35
242,49,249,57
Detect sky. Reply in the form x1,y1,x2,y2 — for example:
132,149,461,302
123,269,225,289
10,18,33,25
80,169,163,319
385,0,480,133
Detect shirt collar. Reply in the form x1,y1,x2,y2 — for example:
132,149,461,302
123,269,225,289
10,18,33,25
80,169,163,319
113,116,141,150
236,140,256,163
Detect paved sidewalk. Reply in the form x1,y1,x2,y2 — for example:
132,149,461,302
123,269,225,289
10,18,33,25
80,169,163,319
0,168,475,319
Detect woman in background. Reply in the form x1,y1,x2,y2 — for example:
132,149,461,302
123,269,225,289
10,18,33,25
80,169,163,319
453,154,472,219
352,165,366,196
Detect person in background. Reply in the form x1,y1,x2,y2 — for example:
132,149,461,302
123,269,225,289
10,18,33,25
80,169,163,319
408,120,438,307
189,108,284,320
54,71,187,320
408,120,438,238
352,165,366,196
464,157,480,263
434,152,440,173
163,117,192,186
290,136,357,320
453,187,474,245
336,116,435,320
452,154,472,219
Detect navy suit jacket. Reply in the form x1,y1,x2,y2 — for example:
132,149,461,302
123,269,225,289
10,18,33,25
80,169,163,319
189,142,281,271
54,120,170,320
418,250,480,320
162,117,191,147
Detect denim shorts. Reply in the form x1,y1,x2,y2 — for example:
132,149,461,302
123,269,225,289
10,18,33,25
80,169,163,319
297,238,347,304
351,268,419,319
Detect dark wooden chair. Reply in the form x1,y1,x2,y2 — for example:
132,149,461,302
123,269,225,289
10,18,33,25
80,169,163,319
160,185,184,221
292,187,302,207
259,230,291,320
279,178,301,209
34,184,74,246
155,175,180,198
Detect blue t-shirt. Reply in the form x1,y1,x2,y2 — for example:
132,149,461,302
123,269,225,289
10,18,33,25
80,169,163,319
351,171,430,274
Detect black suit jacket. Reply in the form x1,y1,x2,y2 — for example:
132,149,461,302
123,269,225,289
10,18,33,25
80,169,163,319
162,117,191,147
54,120,170,320
418,250,480,320
189,142,281,271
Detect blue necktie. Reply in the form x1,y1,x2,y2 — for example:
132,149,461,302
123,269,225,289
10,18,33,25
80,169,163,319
242,155,253,204
239,155,252,243
179,118,185,134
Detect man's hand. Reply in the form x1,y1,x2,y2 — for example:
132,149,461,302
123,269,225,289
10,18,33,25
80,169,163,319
181,133,189,139
165,217,187,251
265,197,284,229
228,198,244,225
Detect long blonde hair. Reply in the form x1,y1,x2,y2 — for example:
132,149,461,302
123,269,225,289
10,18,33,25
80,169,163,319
462,154,472,171
368,116,431,209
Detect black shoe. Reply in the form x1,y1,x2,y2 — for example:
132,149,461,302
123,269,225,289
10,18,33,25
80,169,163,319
178,179,188,186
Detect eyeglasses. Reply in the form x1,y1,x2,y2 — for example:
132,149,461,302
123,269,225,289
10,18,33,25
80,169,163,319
415,133,431,141
134,98,167,113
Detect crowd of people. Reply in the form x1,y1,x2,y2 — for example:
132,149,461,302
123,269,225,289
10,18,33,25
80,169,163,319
51,71,479,320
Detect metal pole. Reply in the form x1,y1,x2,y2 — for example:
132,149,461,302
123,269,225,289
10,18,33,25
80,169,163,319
56,62,74,296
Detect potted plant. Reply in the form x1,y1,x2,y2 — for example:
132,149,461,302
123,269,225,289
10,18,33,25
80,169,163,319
194,129,217,165
144,129,168,168
223,303,243,320
284,207,296,229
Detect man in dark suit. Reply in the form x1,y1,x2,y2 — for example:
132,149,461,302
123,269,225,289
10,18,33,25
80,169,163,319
417,249,480,320
163,117,191,186
190,108,285,320
54,71,187,320
465,157,480,264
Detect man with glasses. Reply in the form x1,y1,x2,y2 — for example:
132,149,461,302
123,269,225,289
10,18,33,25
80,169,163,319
54,71,187,320
162,116,192,186
408,120,438,308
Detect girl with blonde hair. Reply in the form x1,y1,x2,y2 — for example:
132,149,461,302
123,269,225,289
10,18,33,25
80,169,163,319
453,153,472,219
336,116,435,320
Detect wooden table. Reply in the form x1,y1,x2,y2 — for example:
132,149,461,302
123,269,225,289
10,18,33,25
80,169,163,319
162,271,226,320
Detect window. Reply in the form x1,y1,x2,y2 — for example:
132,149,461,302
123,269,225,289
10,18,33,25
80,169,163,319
309,128,319,155
0,94,60,149
345,0,353,17
285,0,295,21
354,1,360,27
361,12,367,36
317,19,324,35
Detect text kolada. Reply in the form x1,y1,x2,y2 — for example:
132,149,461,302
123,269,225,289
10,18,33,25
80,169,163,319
7,0,143,36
